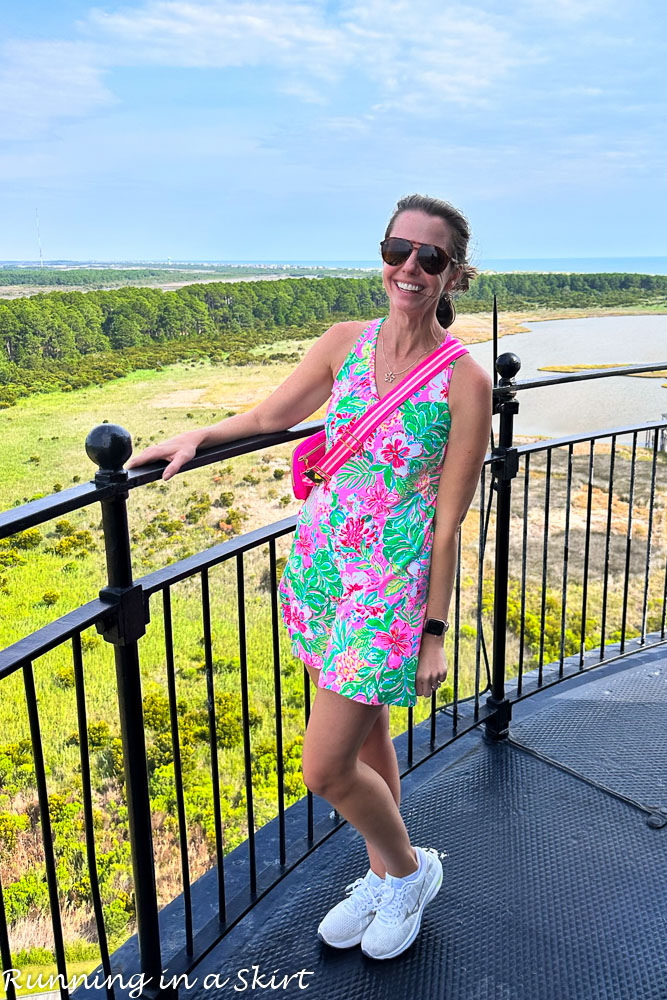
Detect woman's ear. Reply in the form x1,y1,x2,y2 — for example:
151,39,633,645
445,265,462,293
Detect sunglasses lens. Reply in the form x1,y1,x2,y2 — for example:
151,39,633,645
380,237,450,274
380,237,412,266
417,245,448,275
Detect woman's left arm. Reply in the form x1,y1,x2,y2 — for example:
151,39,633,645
415,357,493,698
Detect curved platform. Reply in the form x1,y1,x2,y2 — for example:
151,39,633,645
181,645,667,1000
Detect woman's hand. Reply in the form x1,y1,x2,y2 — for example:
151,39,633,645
126,430,204,481
415,638,448,699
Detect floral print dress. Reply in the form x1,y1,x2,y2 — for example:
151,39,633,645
278,317,468,707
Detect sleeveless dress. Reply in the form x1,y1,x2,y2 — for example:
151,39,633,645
278,317,468,708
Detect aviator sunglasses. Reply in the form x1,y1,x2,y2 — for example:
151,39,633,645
379,237,458,275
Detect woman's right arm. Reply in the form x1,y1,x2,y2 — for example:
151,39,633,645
126,321,354,480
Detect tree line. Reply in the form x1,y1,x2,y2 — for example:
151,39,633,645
0,273,664,406
0,265,339,287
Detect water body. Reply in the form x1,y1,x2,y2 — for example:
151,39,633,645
474,257,667,275
465,314,667,440
4,256,667,274
190,257,667,274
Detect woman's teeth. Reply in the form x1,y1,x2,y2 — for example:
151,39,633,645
396,281,422,292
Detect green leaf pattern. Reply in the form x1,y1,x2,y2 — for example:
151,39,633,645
278,317,466,707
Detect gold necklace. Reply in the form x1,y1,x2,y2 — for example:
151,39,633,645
380,324,441,383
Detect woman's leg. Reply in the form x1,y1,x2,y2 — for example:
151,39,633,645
304,664,401,876
301,666,417,879
357,706,401,878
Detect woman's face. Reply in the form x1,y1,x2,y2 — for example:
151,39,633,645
382,210,459,322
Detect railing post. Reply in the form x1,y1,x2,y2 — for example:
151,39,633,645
485,353,521,742
86,424,167,998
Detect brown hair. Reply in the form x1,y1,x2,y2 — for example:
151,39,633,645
384,193,478,328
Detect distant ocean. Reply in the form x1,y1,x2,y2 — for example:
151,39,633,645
3,256,666,275
215,256,667,275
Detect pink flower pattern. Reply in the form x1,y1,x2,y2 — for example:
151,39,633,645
278,317,467,707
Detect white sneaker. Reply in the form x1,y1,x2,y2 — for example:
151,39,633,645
360,846,443,960
317,869,385,948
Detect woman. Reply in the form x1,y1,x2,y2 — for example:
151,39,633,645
127,194,492,961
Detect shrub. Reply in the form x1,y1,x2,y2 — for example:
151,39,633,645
15,946,54,967
185,693,260,750
0,547,26,569
242,473,260,486
185,492,212,523
226,508,245,531
55,519,75,536
3,868,50,922
55,664,75,688
278,495,291,507
143,511,183,537
0,738,33,794
143,691,170,732
53,529,93,557
272,468,286,480
80,633,101,651
64,940,99,962
11,527,42,549
103,898,132,940
0,811,29,853
147,731,176,772
87,721,111,749
42,590,59,606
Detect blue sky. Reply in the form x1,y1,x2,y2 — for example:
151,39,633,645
1,0,665,261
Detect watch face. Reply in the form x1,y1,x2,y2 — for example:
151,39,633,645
425,618,445,635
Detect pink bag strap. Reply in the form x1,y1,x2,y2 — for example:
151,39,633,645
314,332,469,482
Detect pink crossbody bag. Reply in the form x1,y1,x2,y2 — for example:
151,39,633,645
291,332,469,500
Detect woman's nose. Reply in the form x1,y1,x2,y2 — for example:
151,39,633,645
402,247,420,271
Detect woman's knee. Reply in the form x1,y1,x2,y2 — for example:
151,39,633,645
302,751,351,798
302,695,385,794
302,704,389,795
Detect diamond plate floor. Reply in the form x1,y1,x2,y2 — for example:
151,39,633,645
510,649,667,810
181,646,667,1000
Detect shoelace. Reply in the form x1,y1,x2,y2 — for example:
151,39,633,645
374,880,407,925
374,850,437,925
344,877,382,915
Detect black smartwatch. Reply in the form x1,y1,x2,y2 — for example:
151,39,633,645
423,618,450,636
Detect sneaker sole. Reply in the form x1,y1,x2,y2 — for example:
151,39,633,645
317,927,367,948
360,857,443,960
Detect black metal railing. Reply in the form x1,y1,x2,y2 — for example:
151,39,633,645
0,349,665,999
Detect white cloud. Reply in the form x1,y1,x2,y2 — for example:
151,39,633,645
0,40,116,140
80,0,528,109
0,0,654,170
342,1,532,112
83,0,351,79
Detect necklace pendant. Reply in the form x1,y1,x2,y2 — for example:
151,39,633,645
384,371,395,383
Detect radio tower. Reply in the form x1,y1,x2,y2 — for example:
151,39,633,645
35,209,44,268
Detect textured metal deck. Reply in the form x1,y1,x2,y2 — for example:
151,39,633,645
187,646,667,1000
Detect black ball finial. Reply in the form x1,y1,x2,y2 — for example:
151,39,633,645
85,424,133,472
496,352,521,381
